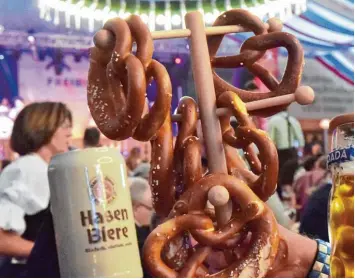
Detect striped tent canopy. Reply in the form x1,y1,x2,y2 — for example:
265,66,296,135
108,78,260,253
227,0,354,85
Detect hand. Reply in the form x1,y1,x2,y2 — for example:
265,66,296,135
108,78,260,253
266,225,318,278
192,225,317,278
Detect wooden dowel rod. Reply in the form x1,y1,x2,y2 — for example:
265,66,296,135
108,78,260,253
171,107,228,122
185,12,231,227
94,25,252,49
185,12,228,175
151,25,249,40
171,86,315,122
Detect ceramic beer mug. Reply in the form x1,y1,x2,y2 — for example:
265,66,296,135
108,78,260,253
48,147,143,278
327,113,354,278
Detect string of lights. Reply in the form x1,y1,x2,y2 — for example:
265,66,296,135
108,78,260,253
37,0,307,32
0,0,307,66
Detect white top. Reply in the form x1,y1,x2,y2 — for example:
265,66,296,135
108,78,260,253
0,154,49,235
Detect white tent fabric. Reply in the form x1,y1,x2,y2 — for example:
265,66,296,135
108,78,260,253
227,0,354,85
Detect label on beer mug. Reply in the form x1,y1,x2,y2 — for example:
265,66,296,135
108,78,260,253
327,145,354,167
48,147,143,278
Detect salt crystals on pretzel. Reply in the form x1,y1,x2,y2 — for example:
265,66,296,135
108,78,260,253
88,8,314,278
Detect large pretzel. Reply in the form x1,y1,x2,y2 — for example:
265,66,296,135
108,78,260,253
217,92,278,201
87,45,146,140
173,97,199,197
161,97,201,271
89,16,172,141
208,11,305,117
150,113,175,216
89,15,176,217
144,174,279,277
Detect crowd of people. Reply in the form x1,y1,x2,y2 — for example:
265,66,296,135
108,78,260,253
0,100,331,277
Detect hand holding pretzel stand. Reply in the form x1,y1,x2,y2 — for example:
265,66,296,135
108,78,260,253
88,8,315,278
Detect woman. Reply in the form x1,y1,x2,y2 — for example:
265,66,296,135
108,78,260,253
0,102,72,276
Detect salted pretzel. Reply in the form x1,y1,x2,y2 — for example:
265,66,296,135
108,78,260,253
161,97,201,271
173,97,200,196
208,9,267,72
89,15,172,142
89,15,176,216
208,10,305,117
150,113,175,216
144,174,280,277
217,92,278,201
88,8,311,278
87,45,146,140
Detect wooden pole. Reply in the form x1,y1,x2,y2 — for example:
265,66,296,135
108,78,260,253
185,12,232,227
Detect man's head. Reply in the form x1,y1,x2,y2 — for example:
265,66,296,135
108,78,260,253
129,177,153,226
83,127,101,148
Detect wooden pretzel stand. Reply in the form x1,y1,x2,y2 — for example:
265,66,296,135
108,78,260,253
91,9,315,277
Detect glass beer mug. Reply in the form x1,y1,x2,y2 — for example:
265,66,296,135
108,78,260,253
327,113,354,278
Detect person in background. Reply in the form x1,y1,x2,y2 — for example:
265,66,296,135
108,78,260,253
0,160,11,172
129,177,154,277
132,162,150,181
303,134,317,156
130,177,154,235
267,109,305,179
0,102,72,277
293,155,328,218
311,142,323,156
0,98,10,114
299,168,332,242
277,159,300,222
8,97,25,120
243,80,266,129
83,127,101,148
126,147,142,174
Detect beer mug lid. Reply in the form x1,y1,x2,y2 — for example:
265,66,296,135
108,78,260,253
328,113,354,135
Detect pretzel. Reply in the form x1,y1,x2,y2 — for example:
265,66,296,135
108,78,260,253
144,174,280,277
161,135,203,271
208,9,267,70
182,136,203,190
89,15,172,141
150,113,175,217
161,98,201,270
217,92,278,200
87,46,146,140
208,11,305,117
134,60,173,141
173,97,199,196
87,8,312,278
125,15,173,141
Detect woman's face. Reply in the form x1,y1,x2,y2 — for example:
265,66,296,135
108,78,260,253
49,118,72,154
